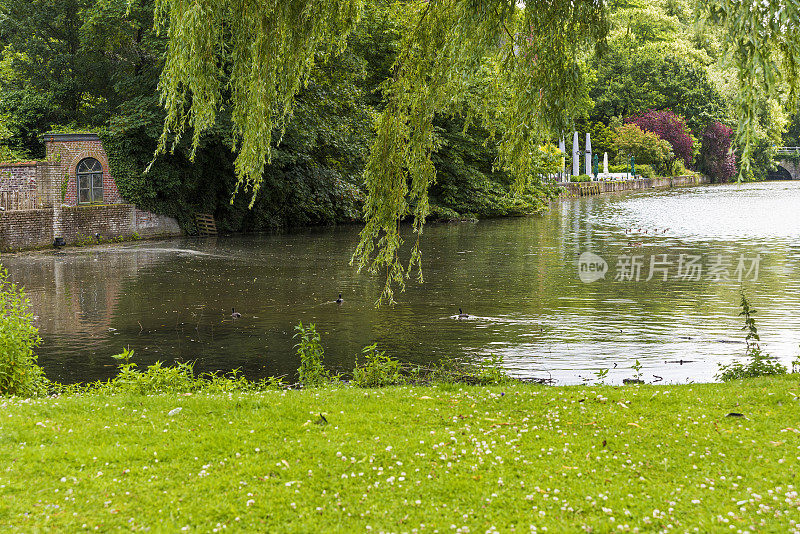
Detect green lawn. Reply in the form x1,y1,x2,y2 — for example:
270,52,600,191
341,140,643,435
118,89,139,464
2,377,799,532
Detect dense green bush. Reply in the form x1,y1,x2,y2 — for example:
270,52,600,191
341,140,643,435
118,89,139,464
636,164,656,179
428,118,553,219
717,350,787,382
667,159,688,176
0,267,46,396
570,174,592,182
612,123,674,173
608,164,631,173
108,348,196,394
352,344,405,388
54,347,286,395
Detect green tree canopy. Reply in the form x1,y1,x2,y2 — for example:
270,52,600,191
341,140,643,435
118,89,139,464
588,47,729,135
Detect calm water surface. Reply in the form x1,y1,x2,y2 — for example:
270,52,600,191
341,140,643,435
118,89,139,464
6,181,800,385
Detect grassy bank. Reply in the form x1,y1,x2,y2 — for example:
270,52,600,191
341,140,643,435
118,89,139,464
2,377,799,532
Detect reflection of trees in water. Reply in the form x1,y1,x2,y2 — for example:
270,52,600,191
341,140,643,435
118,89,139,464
10,250,170,337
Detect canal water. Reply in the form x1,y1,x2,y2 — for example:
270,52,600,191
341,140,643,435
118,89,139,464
4,180,800,385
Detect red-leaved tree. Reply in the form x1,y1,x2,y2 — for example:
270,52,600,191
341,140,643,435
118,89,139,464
626,110,694,167
698,121,737,183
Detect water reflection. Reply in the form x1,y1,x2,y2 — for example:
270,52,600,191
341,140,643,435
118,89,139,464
4,180,800,385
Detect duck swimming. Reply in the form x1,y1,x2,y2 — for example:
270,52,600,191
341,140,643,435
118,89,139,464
231,308,242,319
335,293,343,304
457,308,469,319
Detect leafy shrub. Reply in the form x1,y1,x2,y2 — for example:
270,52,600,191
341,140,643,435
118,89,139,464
73,234,97,247
699,122,737,183
473,355,514,386
570,174,591,182
352,343,405,388
716,351,787,381
612,123,674,173
627,109,695,167
717,293,787,381
636,164,655,179
109,348,197,394
666,159,688,176
608,164,631,173
0,267,46,396
427,204,462,221
85,347,285,395
295,323,331,388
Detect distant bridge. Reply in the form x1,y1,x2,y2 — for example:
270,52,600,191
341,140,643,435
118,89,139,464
773,147,800,180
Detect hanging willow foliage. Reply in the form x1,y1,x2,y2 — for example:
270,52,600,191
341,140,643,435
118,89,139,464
349,0,607,303
152,0,364,200
698,0,800,177
152,0,606,304
152,0,800,303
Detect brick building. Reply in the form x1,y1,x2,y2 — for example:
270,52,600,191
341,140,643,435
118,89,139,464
41,133,123,206
0,132,180,250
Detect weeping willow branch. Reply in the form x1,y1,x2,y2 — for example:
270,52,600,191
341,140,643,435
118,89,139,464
151,0,363,204
151,0,609,304
697,0,800,179
351,0,607,304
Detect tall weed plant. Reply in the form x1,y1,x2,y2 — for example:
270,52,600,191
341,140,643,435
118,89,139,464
717,292,787,381
295,323,330,387
0,266,46,396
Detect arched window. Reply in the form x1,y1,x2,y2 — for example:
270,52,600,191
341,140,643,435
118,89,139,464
76,158,103,204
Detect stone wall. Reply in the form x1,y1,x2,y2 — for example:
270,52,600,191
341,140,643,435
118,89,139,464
0,205,181,251
558,174,708,198
0,209,55,250
775,159,800,180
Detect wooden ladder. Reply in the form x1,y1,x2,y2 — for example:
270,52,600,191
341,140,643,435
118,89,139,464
195,213,218,236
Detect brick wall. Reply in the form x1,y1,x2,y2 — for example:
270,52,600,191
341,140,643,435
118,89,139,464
0,162,37,191
43,133,122,206
0,205,181,251
0,162,39,210
58,205,135,242
0,133,124,209
0,209,54,250
0,134,181,250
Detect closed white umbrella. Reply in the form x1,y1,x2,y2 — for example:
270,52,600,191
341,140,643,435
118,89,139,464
585,133,592,178
603,152,608,175
572,131,580,177
559,137,566,180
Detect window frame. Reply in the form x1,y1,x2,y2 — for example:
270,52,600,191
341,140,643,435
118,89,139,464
76,158,104,205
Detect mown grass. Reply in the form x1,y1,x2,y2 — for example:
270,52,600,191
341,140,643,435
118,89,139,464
2,376,799,533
